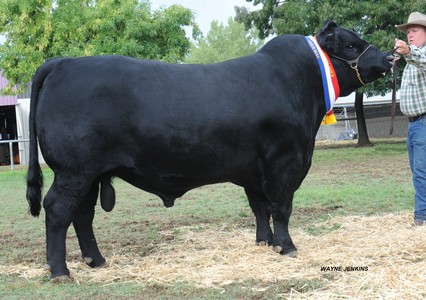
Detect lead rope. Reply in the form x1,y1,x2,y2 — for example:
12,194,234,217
388,50,400,135
352,64,367,85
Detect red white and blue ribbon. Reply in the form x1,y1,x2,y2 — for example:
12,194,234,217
305,36,340,113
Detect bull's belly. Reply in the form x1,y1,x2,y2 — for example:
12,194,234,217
112,164,255,207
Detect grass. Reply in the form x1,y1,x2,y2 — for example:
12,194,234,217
0,139,414,298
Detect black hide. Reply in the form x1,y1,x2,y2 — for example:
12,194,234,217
26,21,392,279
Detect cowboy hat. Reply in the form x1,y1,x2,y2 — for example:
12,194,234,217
395,12,426,33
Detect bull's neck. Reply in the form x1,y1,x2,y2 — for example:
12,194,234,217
305,36,340,114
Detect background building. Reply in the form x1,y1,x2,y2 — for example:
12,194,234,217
316,92,407,141
0,69,32,166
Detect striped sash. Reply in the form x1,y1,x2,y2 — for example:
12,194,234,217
305,36,340,124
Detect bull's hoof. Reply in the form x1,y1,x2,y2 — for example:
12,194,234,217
84,256,106,268
84,257,93,265
273,246,298,258
256,238,273,246
44,264,73,283
284,250,298,258
50,275,74,284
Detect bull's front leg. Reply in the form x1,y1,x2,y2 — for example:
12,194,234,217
270,198,298,257
244,188,273,246
72,181,106,268
262,158,304,257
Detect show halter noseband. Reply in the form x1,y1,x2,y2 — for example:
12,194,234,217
328,44,372,86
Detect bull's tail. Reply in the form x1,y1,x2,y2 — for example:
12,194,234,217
26,62,51,217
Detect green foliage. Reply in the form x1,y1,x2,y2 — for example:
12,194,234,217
0,0,200,94
235,0,276,40
236,0,426,96
185,17,263,64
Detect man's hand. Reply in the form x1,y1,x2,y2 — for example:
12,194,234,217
394,38,410,55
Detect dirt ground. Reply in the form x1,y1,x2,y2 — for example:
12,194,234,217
1,212,425,299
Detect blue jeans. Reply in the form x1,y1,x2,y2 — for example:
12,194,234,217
407,117,426,221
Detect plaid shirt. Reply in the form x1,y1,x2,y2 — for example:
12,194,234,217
399,44,426,117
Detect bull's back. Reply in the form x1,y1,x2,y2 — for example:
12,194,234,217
34,40,319,183
35,56,270,172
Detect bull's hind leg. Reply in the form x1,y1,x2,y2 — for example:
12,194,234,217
43,176,82,281
244,188,273,246
72,181,106,268
44,174,95,281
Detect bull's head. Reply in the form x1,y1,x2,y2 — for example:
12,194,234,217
316,20,393,96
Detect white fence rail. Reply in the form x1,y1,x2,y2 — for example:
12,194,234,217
0,139,29,170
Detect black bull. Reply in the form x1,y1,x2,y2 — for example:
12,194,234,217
26,21,393,281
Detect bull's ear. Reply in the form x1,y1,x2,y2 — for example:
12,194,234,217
317,20,339,53
322,20,338,31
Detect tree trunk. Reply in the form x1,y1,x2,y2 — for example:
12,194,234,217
355,90,373,147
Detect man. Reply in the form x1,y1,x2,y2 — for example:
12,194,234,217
394,12,426,226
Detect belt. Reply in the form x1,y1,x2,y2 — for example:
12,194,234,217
409,113,426,122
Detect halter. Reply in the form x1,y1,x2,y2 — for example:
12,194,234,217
328,45,372,85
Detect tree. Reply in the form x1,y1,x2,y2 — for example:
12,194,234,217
236,0,426,146
185,17,263,64
0,0,200,94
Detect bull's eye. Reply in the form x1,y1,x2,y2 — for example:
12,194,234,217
347,44,354,50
